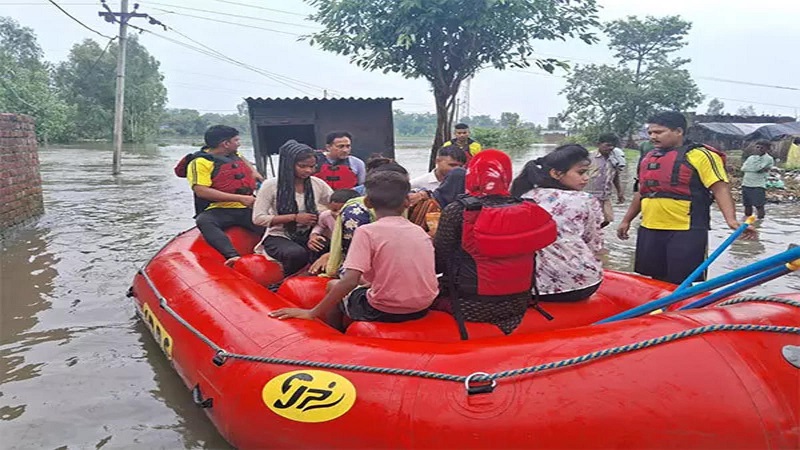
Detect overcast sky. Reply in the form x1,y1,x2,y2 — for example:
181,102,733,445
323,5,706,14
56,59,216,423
3,0,799,124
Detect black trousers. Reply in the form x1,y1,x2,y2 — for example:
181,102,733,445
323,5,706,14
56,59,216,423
634,227,708,285
195,208,264,259
742,186,767,218
262,235,310,276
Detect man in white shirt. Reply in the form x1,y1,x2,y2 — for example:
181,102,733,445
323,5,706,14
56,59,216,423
410,146,467,190
598,133,627,203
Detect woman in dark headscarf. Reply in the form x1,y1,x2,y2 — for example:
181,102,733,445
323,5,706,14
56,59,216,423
253,140,333,276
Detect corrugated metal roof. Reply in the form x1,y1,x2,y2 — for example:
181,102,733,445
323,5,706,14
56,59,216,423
696,122,800,140
245,97,402,103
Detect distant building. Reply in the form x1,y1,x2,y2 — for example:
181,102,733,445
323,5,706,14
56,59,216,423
245,97,399,175
686,113,797,151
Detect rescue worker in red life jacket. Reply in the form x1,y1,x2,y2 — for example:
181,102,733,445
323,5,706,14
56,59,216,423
188,125,265,267
433,150,557,336
617,111,757,285
314,131,367,190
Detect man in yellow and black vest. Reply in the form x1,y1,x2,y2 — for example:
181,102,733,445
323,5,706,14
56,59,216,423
182,125,265,266
617,111,756,285
443,123,482,160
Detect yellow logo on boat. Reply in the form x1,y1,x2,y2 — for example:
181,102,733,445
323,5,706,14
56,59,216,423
262,370,356,423
141,303,173,359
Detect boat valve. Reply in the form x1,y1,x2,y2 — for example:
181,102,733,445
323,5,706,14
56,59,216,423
465,372,496,395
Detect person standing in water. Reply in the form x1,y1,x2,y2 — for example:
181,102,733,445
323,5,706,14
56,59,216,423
617,111,756,285
740,140,774,219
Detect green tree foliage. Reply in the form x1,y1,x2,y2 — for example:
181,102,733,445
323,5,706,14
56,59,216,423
473,112,540,153
736,105,757,116
471,127,503,148
159,103,251,138
0,17,73,142
706,98,725,115
467,114,496,128
393,110,438,137
305,0,599,168
561,15,703,141
56,37,166,142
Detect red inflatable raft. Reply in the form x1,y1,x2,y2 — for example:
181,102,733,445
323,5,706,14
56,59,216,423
130,227,800,449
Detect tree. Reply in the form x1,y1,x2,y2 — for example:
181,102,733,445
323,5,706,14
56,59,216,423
706,98,725,115
306,0,600,169
736,105,757,116
56,37,166,142
467,114,497,128
471,111,538,153
561,16,703,141
0,17,73,142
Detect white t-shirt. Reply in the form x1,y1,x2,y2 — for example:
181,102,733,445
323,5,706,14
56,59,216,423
609,147,627,170
410,170,441,191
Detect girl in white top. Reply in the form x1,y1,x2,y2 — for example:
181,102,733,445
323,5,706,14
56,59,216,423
253,140,332,276
510,144,605,302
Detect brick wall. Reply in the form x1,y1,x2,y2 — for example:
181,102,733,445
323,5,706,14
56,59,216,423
1,113,44,231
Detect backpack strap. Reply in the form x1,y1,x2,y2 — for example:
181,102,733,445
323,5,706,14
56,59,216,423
529,253,553,321
457,195,484,211
447,255,470,341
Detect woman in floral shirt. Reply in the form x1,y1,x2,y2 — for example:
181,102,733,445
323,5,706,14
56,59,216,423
511,145,605,302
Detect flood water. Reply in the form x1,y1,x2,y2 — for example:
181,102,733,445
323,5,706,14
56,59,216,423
1,142,798,449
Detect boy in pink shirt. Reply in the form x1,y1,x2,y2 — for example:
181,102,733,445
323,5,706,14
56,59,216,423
270,171,439,329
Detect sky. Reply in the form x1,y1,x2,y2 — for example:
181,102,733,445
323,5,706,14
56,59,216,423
2,0,799,124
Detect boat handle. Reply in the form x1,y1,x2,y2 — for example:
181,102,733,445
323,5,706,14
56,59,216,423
192,384,214,408
465,372,496,395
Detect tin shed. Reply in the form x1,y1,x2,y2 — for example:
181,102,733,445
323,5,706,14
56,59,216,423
245,97,400,175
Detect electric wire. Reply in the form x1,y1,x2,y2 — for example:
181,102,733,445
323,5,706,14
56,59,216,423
46,0,114,39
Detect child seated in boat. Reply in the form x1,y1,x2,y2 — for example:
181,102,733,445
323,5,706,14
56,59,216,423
307,189,360,254
270,171,439,330
252,140,333,276
310,162,410,276
510,145,605,302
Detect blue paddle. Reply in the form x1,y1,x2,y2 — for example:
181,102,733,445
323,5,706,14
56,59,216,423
679,244,800,309
595,245,800,324
672,215,756,294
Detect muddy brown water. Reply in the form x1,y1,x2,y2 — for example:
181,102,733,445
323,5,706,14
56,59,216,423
1,142,798,449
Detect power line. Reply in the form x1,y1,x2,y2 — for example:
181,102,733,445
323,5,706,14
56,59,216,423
712,97,800,111
149,19,345,95
696,76,800,92
0,2,94,4
171,69,288,89
170,81,250,95
157,27,317,93
130,24,318,96
148,8,301,36
210,0,308,17
84,36,116,73
46,0,114,39
142,1,316,28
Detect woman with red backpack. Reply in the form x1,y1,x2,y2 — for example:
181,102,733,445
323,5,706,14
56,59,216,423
433,150,557,337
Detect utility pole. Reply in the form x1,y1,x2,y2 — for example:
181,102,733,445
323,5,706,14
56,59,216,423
99,0,147,174
462,77,471,120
